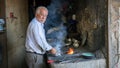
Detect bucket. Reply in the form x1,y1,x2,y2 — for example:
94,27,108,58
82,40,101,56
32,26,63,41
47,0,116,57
0,19,4,31
0,24,4,31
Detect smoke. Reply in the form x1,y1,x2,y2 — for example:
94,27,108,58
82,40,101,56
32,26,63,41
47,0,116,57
45,0,67,56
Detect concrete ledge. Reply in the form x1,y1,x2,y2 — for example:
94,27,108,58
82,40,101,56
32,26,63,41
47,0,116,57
50,59,106,68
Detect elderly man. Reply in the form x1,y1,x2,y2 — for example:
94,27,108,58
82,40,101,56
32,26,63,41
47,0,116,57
25,6,56,68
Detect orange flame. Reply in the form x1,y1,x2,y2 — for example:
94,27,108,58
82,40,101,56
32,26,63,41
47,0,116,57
67,48,74,54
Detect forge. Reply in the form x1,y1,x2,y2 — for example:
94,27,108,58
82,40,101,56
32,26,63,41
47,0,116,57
45,0,107,68
44,0,107,68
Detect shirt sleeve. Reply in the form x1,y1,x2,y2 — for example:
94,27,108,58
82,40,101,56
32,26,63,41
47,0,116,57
32,24,53,51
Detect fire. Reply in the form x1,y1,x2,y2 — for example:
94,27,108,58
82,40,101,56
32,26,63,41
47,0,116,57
67,48,74,54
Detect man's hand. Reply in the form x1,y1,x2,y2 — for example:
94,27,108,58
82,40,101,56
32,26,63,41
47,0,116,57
50,48,56,54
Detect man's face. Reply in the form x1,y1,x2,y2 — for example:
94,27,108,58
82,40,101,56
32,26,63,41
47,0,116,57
36,9,48,23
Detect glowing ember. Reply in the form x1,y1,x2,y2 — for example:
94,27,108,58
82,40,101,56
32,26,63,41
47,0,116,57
67,48,74,54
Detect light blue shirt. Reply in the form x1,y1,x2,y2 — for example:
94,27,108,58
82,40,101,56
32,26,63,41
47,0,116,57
25,18,52,54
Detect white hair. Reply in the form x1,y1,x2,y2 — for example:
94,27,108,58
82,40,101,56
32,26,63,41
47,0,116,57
35,6,48,15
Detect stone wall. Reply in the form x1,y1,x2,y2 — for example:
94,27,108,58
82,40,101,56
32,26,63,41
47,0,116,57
108,0,120,68
76,0,107,52
5,0,28,68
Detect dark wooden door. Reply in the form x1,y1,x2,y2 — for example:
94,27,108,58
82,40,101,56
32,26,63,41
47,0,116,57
0,32,7,68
